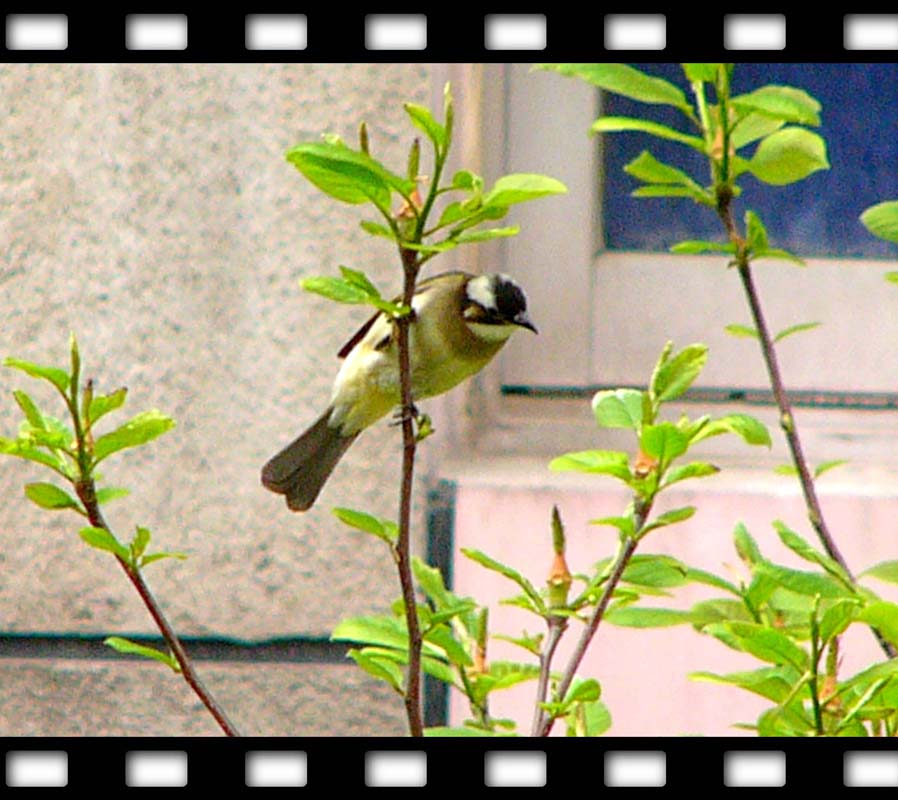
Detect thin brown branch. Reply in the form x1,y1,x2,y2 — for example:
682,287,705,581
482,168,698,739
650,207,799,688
395,244,424,737
76,479,241,736
530,615,567,736
718,194,896,660
537,523,643,737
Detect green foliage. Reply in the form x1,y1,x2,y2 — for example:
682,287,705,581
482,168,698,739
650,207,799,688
104,636,181,672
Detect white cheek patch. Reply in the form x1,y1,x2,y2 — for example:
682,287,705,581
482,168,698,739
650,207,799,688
466,275,497,311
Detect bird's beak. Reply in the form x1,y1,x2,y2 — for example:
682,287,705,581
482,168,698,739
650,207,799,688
514,312,538,334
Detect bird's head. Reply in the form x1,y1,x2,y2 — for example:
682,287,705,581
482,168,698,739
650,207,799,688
463,273,537,341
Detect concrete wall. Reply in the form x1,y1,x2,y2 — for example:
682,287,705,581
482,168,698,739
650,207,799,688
1,63,433,736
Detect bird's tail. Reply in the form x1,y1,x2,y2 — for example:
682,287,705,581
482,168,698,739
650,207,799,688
261,408,358,511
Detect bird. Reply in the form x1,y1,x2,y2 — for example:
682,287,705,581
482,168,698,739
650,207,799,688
261,271,537,511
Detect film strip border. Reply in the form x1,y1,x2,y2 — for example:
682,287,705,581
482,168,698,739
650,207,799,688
3,12,898,60
4,738,898,790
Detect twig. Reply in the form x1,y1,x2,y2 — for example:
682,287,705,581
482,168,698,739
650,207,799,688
75,479,241,737
537,518,644,737
530,616,566,736
717,193,896,660
394,244,424,737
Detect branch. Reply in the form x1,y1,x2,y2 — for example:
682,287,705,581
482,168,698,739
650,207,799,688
530,615,566,736
75,479,241,737
394,244,424,737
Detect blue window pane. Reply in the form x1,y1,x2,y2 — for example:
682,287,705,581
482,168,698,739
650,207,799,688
603,63,898,259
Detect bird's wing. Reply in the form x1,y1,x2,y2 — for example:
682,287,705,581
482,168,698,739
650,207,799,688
335,271,472,359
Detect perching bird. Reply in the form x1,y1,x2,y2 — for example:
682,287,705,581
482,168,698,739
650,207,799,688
261,271,536,511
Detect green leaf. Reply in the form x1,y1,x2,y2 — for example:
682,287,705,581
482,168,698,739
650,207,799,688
79,526,129,560
623,554,689,588
404,102,446,149
564,678,601,705
539,63,692,113
773,321,821,343
690,667,795,704
590,515,636,538
886,271,898,284
682,63,721,83
452,226,520,244
339,265,380,297
685,568,741,597
640,506,696,536
286,141,409,209
691,414,771,447
4,357,70,397
411,558,453,610
662,461,719,488
424,625,472,667
773,520,854,586
857,602,898,648
757,705,815,737
461,548,545,614
87,387,128,426
566,699,612,737
95,487,131,505
493,633,543,657
731,85,821,127
591,388,644,431
92,410,175,463
819,599,861,644
13,390,46,430
138,551,188,567
747,127,830,186
671,240,736,256
360,220,396,240
24,482,82,512
606,607,694,627
549,450,631,484
753,248,806,266
594,119,705,152
301,276,370,305
451,170,482,192
745,210,769,252
731,114,786,150
104,637,180,672
348,648,403,692
861,201,898,244
481,173,567,209
754,562,852,599
860,560,898,586
734,522,762,566
814,459,847,478
0,437,70,477
650,343,707,403
704,621,809,670
131,525,151,561
631,185,711,203
640,423,689,467
333,507,398,546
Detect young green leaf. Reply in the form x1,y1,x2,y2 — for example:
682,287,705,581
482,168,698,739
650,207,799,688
734,522,763,566
131,525,151,561
79,526,130,560
591,388,644,431
746,127,829,186
661,461,720,488
92,410,175,463
671,240,736,256
565,698,612,737
773,321,821,343
538,63,693,113
860,200,898,244
348,648,404,692
623,554,689,588
605,607,694,627
481,173,567,209
857,602,898,649
744,210,769,252
24,482,82,512
4,357,70,397
754,562,851,599
690,667,796,704
95,487,131,505
773,520,854,587
691,414,771,447
814,459,847,478
682,63,721,83
301,276,370,305
650,343,707,403
639,506,697,536
730,113,786,150
87,387,128,426
590,515,636,538
640,423,689,467
286,141,410,210
860,560,898,586
685,568,741,597
549,450,632,483
461,548,545,614
0,437,70,477
13,390,46,430
493,633,544,657
704,621,809,670
593,118,705,152
564,677,601,705
731,85,821,127
631,185,712,204
452,226,520,244
333,507,398,546
819,599,861,644
404,102,447,150
359,220,396,240
104,637,181,672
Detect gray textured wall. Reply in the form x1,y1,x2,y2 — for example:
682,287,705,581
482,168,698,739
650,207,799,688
1,63,435,736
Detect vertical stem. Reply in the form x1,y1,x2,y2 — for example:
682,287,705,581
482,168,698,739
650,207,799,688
395,245,424,737
530,616,567,736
